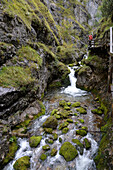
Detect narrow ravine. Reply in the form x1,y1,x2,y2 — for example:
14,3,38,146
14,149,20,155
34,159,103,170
4,67,102,170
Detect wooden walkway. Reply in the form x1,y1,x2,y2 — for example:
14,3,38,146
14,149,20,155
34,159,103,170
89,29,113,117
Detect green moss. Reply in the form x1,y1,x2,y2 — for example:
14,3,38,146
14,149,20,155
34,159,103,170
59,100,67,107
59,142,78,161
64,106,70,110
43,116,58,129
53,133,58,140
75,122,78,125
51,109,58,116
3,136,18,165
71,102,81,107
74,113,78,116
44,128,53,134
83,138,91,150
78,66,91,76
0,66,35,88
51,148,57,157
49,81,62,89
81,126,88,131
91,109,103,115
62,127,69,134
29,136,42,147
72,139,83,148
76,130,87,136
17,46,42,67
59,137,62,143
40,154,47,161
42,145,50,151
76,107,87,114
78,119,84,123
67,102,71,106
47,139,54,144
59,122,69,130
13,156,30,170
66,119,73,123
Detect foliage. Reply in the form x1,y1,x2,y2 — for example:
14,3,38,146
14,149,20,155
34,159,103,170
100,0,113,18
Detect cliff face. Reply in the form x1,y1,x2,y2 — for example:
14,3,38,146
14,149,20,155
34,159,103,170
0,0,102,166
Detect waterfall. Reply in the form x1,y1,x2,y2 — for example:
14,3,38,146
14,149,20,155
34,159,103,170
61,66,87,96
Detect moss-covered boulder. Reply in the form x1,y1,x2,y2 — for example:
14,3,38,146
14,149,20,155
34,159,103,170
81,126,88,131
42,145,50,151
62,127,69,134
51,148,57,157
91,108,103,115
43,116,58,129
59,122,69,130
54,114,61,119
74,113,78,116
76,107,87,114
44,128,53,134
13,156,30,170
59,111,70,119
76,130,87,136
72,139,84,155
53,133,58,140
59,142,78,161
46,139,54,144
29,136,42,148
64,106,70,110
83,138,91,150
72,102,81,107
40,154,47,161
51,109,58,116
59,100,67,107
78,119,84,123
66,119,73,123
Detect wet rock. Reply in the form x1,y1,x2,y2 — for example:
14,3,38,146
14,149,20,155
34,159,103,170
52,133,58,140
76,129,87,136
59,137,62,143
42,145,50,151
51,148,57,157
91,108,103,115
40,154,47,161
66,119,73,123
62,127,69,134
59,142,78,161
29,136,42,148
44,128,53,134
76,107,87,114
83,138,91,150
71,102,81,107
58,122,69,130
72,139,84,155
13,156,30,170
43,116,58,129
59,100,67,107
78,119,84,123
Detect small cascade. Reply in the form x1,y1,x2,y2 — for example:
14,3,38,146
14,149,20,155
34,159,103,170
61,66,87,96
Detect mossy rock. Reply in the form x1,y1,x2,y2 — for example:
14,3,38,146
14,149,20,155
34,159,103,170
59,111,70,119
76,107,87,114
51,148,57,157
54,114,61,119
42,145,50,151
40,154,47,161
83,138,91,150
44,128,53,134
62,127,69,134
3,136,18,165
75,122,78,125
91,109,103,115
76,130,87,136
51,109,58,116
47,139,54,144
59,137,62,143
81,126,88,131
13,156,30,170
29,136,42,148
64,106,70,110
59,142,78,161
67,102,71,106
78,119,84,123
53,133,58,140
74,113,78,116
59,100,67,107
59,122,69,130
72,139,83,148
43,116,58,129
66,119,73,123
72,102,81,107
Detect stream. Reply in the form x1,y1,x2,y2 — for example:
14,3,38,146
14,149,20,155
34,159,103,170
4,66,102,170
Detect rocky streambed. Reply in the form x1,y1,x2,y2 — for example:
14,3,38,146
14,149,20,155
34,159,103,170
3,67,103,170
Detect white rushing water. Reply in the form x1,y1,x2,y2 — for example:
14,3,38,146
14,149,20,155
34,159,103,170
61,67,87,96
4,66,98,170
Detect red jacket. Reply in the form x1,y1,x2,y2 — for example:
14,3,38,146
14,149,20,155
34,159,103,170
89,35,93,40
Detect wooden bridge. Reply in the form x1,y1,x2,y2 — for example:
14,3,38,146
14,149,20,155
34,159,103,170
89,29,113,117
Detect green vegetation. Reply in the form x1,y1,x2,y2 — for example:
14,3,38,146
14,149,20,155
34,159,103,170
3,136,18,165
13,156,30,170
0,66,35,88
83,138,91,150
76,107,87,114
43,116,58,129
40,154,47,161
42,145,50,151
72,139,83,148
51,148,57,157
76,129,87,136
29,136,42,147
44,128,53,134
59,122,69,130
59,142,78,161
62,127,69,134
100,0,113,18
71,102,81,107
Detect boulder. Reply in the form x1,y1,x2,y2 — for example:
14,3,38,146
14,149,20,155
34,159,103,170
76,130,87,136
29,136,42,147
83,138,91,150
59,142,78,161
43,116,58,129
13,156,30,170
